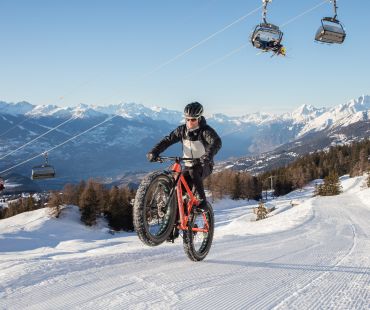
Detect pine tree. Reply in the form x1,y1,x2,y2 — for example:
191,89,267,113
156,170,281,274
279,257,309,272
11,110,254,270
253,176,262,200
121,188,134,231
231,173,242,200
106,186,134,231
79,180,99,226
367,172,370,188
319,171,342,196
350,149,369,177
273,177,293,196
256,201,268,221
106,186,122,229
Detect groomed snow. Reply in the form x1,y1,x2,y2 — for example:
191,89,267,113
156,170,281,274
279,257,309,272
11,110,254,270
1,175,370,309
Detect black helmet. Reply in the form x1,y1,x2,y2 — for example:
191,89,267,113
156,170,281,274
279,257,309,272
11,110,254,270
184,102,203,118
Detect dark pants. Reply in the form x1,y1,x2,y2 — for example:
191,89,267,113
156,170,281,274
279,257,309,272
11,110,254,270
183,163,212,201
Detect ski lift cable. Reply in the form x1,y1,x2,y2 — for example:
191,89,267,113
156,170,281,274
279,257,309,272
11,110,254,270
138,5,262,81
0,117,30,138
184,43,249,79
185,0,329,77
0,114,118,175
280,0,329,28
0,116,77,161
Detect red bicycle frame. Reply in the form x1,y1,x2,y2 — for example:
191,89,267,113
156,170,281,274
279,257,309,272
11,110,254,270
170,159,209,233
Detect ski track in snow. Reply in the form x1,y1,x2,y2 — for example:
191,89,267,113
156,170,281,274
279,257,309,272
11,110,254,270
1,176,370,309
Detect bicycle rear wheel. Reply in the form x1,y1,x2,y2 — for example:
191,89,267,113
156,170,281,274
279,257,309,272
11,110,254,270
134,171,177,246
183,202,214,261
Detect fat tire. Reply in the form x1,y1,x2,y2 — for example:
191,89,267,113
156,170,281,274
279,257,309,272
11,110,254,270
183,202,214,261
133,171,177,246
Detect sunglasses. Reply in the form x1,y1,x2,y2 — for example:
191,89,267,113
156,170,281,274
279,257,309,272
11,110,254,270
186,118,198,122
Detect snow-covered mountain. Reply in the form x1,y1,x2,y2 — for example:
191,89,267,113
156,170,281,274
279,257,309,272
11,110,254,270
0,101,184,123
0,101,34,115
290,103,327,124
26,103,106,119
2,95,369,133
95,103,184,124
1,95,369,186
298,95,370,136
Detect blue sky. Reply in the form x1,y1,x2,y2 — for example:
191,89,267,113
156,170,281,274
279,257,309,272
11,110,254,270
0,0,369,115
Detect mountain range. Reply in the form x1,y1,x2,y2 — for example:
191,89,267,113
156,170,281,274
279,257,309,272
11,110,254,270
0,95,369,190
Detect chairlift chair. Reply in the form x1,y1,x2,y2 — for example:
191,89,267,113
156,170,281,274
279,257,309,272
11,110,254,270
250,0,285,55
315,0,346,44
315,17,346,44
251,22,283,51
31,153,56,180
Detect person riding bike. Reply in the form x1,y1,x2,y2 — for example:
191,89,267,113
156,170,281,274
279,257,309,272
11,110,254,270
146,102,222,212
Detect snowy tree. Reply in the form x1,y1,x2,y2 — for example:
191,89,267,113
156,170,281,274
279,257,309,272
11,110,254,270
256,201,268,221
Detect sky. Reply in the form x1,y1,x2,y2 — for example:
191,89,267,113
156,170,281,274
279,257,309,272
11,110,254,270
0,0,369,116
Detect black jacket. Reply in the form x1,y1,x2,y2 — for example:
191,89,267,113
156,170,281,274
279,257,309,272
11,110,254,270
150,117,222,164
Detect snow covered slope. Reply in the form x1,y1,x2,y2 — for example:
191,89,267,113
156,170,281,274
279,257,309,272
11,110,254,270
1,175,370,309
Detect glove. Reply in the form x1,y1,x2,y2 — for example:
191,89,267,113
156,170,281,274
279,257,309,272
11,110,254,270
200,154,211,165
146,152,159,162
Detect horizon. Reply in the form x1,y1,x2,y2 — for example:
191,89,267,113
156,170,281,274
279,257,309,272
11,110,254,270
0,1,369,115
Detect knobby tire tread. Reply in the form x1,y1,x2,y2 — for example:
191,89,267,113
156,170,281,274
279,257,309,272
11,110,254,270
183,203,214,261
133,171,176,246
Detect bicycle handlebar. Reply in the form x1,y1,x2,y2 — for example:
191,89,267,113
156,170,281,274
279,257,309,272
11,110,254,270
155,156,195,163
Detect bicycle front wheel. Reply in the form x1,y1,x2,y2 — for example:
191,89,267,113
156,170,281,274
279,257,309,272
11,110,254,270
183,202,214,261
133,171,177,246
